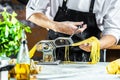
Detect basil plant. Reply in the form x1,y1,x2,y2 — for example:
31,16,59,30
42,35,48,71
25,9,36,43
0,9,31,57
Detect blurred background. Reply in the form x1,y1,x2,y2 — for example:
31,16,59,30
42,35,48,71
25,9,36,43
0,0,48,61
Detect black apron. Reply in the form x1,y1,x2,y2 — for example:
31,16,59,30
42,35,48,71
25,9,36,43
48,0,104,62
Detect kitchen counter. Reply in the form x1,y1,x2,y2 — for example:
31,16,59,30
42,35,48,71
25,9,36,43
35,62,120,80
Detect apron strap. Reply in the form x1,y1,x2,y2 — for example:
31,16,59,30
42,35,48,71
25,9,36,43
62,0,68,10
62,0,95,13
89,0,95,13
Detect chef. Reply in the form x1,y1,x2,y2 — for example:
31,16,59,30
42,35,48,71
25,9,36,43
26,0,120,62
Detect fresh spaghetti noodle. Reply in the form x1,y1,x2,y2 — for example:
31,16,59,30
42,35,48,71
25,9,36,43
64,46,71,63
29,36,100,64
72,36,100,64
29,45,36,58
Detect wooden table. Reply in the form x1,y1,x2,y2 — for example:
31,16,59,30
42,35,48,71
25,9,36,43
108,45,120,49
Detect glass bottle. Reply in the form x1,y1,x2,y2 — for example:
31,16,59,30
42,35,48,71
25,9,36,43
15,30,30,80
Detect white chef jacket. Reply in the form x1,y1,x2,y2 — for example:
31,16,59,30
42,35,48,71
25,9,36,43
26,0,120,43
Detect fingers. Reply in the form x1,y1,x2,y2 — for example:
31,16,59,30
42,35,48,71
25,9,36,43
80,24,87,32
79,43,92,52
72,21,84,26
76,24,87,34
67,21,87,35
54,21,87,35
71,21,87,33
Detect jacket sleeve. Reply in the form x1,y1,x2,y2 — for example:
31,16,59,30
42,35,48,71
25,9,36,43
26,0,50,20
102,0,120,43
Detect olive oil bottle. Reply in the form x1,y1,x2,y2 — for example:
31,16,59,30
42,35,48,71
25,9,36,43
16,30,30,80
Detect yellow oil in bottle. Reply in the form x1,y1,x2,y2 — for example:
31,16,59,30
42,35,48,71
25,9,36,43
14,30,30,80
15,64,30,80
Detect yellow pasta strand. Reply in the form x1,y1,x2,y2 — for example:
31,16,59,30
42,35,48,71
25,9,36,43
64,46,70,63
29,45,36,58
106,59,120,74
72,36,100,64
63,46,76,64
29,36,100,64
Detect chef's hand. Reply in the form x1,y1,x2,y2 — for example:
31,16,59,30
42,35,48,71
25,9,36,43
79,35,117,52
79,43,92,52
53,21,87,35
